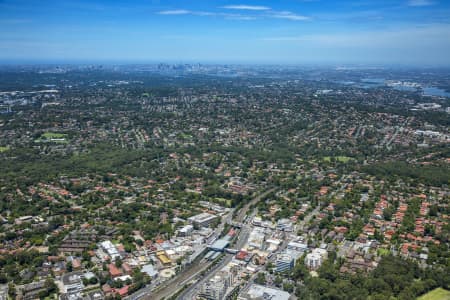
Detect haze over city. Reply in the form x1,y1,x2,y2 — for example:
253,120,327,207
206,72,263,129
1,1,450,300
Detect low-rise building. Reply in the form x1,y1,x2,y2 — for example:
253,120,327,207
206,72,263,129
141,264,158,279
277,218,294,232
156,251,172,265
0,284,8,300
287,240,308,253
238,284,291,300
188,213,218,228
248,228,265,250
209,237,230,252
61,272,84,294
178,224,194,237
99,240,121,261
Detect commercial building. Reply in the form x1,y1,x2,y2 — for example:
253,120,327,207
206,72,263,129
253,216,275,229
266,238,281,252
287,240,308,253
248,228,265,250
178,224,194,237
156,251,172,265
199,271,230,300
276,219,294,232
275,253,295,273
238,284,291,300
188,213,218,228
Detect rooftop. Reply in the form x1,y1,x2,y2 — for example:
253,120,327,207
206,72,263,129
239,284,291,300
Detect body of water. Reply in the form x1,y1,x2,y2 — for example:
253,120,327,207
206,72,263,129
359,78,385,89
335,78,450,97
422,87,450,97
392,86,419,92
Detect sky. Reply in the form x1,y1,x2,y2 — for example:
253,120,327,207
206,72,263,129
1,0,450,65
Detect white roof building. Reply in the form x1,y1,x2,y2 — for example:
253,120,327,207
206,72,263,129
305,248,328,270
276,219,293,232
99,240,121,260
141,264,158,278
200,271,230,300
248,228,266,250
287,241,308,252
238,284,291,300
188,212,218,227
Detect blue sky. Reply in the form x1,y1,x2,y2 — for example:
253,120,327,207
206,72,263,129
1,0,450,65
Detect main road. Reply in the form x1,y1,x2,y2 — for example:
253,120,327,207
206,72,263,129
131,187,277,300
180,189,319,300
177,215,254,299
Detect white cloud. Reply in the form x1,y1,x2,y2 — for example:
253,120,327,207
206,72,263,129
193,11,215,16
158,10,191,15
270,11,310,21
221,5,271,11
157,8,310,22
157,10,257,21
407,0,435,6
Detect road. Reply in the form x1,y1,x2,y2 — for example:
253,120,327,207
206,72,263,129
237,204,320,296
235,187,276,223
178,224,252,300
180,190,318,300
183,188,321,300
174,187,276,300
131,187,276,300
381,117,410,150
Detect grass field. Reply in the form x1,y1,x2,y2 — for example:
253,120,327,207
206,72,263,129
323,156,353,163
178,133,193,139
35,132,68,143
377,248,390,256
42,132,67,139
417,288,450,300
0,146,9,152
215,198,232,207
